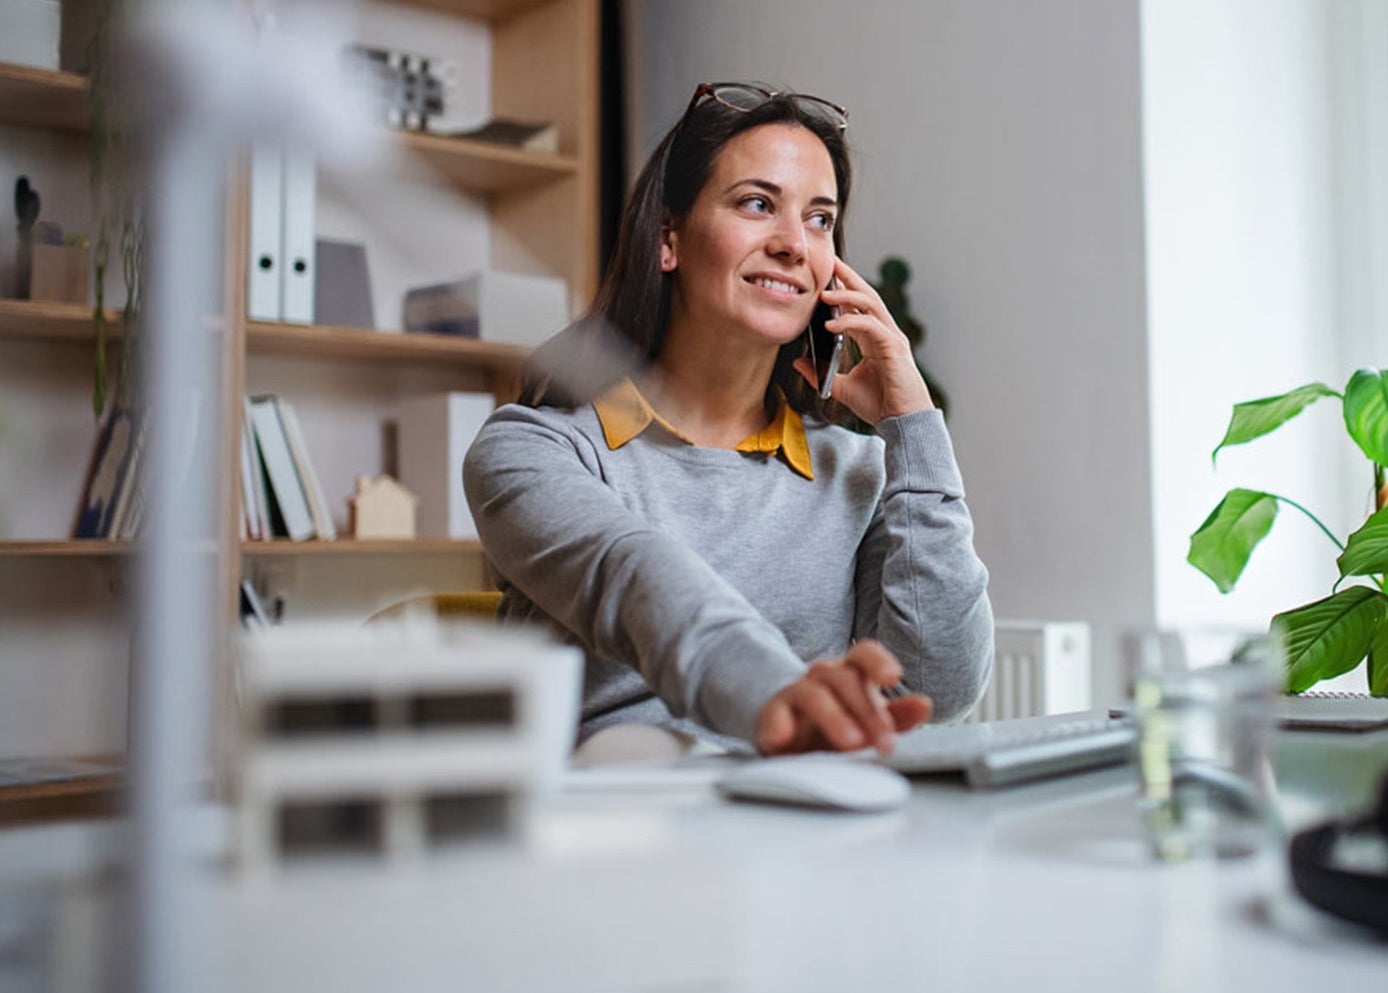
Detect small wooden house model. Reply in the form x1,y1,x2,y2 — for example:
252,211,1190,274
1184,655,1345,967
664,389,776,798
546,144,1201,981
349,474,418,539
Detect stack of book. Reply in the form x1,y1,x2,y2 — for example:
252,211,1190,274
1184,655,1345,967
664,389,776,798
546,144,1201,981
242,394,336,542
72,407,145,539
72,397,207,541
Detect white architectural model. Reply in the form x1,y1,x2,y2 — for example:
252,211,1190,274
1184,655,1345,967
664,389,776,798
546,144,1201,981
236,618,580,868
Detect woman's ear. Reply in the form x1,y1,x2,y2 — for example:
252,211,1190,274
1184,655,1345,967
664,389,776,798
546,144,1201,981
660,220,678,272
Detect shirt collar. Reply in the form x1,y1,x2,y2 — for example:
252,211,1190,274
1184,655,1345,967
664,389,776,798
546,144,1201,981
592,378,814,480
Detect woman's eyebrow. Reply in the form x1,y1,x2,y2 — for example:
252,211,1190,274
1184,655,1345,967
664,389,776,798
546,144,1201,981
722,178,838,209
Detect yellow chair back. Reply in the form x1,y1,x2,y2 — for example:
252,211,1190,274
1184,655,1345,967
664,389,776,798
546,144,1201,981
366,591,503,625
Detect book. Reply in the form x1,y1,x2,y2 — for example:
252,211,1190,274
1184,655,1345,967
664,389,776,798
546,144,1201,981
239,406,263,540
444,118,559,154
240,578,271,629
244,398,272,541
72,406,135,539
105,415,146,539
1277,692,1388,733
277,400,337,541
248,395,315,542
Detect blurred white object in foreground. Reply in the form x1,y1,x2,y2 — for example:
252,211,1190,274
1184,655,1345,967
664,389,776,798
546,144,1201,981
235,619,581,871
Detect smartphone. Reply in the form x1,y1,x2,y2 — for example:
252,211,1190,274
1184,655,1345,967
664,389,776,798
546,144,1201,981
807,277,844,400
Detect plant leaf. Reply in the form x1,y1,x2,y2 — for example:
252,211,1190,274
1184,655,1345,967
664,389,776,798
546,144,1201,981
1337,504,1388,579
1343,368,1388,465
1187,489,1279,593
1211,383,1338,464
1369,633,1388,697
1273,587,1387,693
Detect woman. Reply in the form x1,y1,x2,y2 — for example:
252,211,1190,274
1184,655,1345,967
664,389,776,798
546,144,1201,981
464,82,992,757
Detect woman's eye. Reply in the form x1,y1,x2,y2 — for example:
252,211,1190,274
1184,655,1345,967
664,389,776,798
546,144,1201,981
741,195,771,213
808,212,836,231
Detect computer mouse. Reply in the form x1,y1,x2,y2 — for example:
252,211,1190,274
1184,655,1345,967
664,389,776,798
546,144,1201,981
716,754,910,812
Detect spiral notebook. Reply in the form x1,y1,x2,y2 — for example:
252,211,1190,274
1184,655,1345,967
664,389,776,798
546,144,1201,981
1277,692,1388,732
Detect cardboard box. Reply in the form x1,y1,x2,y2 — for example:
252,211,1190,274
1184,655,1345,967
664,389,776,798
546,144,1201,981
402,271,568,348
29,242,89,304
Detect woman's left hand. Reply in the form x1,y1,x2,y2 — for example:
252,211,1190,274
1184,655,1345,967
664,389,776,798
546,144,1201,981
793,257,934,424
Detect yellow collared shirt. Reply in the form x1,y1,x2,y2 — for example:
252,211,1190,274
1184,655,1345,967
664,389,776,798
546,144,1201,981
592,378,814,480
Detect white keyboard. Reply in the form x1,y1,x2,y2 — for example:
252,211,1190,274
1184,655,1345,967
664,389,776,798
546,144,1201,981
881,712,1136,788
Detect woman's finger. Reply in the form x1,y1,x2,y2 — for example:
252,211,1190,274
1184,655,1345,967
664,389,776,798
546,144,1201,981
806,660,894,752
788,679,868,752
886,695,932,734
841,639,904,686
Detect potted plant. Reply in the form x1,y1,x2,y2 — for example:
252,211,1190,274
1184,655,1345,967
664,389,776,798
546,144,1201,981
1188,369,1388,696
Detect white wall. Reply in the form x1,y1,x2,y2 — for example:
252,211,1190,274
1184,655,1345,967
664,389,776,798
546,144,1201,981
633,0,1155,703
1141,0,1362,645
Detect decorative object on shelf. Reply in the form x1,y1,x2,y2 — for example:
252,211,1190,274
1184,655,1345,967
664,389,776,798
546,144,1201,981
313,239,374,329
397,392,495,539
346,43,465,133
1188,368,1388,696
872,257,949,420
402,270,568,347
88,0,145,417
349,475,417,540
442,118,559,154
12,176,41,300
0,0,61,71
30,230,91,304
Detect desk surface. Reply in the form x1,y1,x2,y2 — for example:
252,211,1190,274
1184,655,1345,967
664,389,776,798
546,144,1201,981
2,732,1386,993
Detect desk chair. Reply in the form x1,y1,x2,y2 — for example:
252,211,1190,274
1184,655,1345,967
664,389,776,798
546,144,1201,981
366,591,504,625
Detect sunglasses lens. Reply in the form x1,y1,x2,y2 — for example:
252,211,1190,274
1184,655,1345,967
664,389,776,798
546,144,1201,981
712,84,772,112
792,96,848,131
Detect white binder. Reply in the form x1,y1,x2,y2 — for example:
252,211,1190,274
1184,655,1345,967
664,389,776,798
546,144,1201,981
280,149,317,324
247,142,283,322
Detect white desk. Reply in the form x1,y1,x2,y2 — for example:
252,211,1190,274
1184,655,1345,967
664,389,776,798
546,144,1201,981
1,732,1386,993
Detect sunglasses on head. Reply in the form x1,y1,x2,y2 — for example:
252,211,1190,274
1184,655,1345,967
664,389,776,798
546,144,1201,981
684,82,849,133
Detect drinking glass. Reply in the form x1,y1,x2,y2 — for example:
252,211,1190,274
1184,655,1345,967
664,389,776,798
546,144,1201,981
1129,629,1282,861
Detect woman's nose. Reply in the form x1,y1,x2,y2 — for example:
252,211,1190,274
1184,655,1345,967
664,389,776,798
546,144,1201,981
765,216,807,262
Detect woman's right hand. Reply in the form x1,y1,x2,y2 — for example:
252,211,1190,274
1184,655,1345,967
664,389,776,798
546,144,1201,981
754,640,932,756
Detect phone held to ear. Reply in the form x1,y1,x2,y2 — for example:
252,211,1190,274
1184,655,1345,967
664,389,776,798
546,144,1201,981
808,277,843,400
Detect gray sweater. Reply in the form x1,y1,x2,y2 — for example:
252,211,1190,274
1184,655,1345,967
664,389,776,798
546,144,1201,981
463,402,993,748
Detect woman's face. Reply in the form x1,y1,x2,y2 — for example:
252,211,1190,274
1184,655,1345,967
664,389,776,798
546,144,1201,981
662,123,839,350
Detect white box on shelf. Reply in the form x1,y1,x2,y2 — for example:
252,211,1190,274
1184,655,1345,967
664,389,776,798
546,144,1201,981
0,0,60,70
397,392,495,539
402,271,568,348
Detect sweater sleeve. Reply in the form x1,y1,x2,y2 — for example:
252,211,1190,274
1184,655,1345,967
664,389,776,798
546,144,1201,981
852,409,994,722
463,405,806,743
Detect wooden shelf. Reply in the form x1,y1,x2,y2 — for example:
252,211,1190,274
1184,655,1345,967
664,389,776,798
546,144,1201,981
0,757,122,825
241,539,485,555
0,540,131,557
0,299,122,344
0,62,89,132
401,131,577,193
246,321,529,369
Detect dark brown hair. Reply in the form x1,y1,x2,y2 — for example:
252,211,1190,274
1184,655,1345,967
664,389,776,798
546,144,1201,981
519,87,852,413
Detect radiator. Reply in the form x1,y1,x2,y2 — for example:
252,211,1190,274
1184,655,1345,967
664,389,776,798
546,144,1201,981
966,621,1092,723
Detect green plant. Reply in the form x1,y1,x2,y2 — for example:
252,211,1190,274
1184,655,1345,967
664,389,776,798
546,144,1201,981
1188,369,1388,697
87,0,144,418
